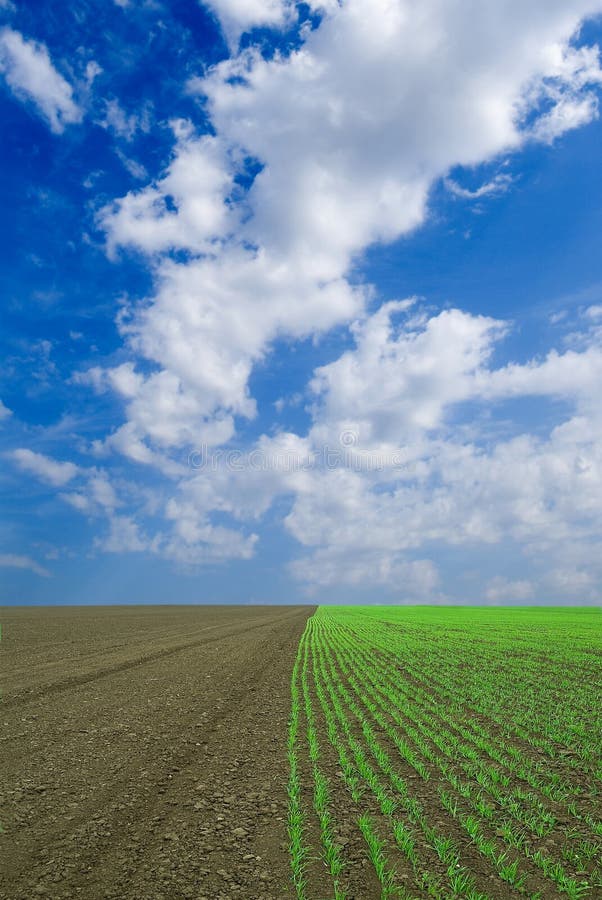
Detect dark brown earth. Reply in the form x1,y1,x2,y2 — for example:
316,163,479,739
0,604,314,900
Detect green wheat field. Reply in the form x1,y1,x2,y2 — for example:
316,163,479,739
287,606,601,899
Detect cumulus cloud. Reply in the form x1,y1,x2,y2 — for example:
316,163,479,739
0,553,51,578
100,122,234,256
96,515,150,554
202,0,293,48
531,94,599,142
7,446,257,566
477,345,602,410
289,546,441,599
0,399,11,420
58,0,602,594
526,42,602,143
278,301,602,592
585,304,602,319
0,27,82,132
11,448,80,486
93,1,602,465
83,253,361,452
485,576,535,603
545,565,597,597
64,301,602,592
93,504,257,565
163,498,258,563
309,302,507,442
59,471,124,517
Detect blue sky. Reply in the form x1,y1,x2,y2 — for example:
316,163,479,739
1,0,602,605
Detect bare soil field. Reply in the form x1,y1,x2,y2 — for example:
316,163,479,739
0,604,314,900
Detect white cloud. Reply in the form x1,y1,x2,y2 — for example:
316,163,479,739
96,515,150,553
65,298,602,590
309,302,507,442
61,491,92,513
279,410,602,592
295,308,602,590
163,497,258,563
0,27,82,133
445,172,513,200
544,565,597,597
23,446,262,566
82,252,362,452
530,93,599,143
178,296,593,592
526,42,602,143
200,2,602,272
289,546,440,599
11,448,80,486
0,399,11,420
41,1,600,593
99,98,151,142
89,475,119,510
0,553,51,578
202,0,294,48
115,149,148,180
485,576,535,603
100,122,234,256
55,468,125,516
93,1,602,465
477,345,602,411
7,444,258,567
85,60,102,84
92,503,257,565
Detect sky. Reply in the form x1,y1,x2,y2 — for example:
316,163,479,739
1,0,602,606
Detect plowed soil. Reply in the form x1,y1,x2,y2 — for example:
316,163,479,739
0,605,314,900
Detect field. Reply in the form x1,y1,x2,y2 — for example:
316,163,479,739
288,606,602,899
1,604,600,900
0,604,313,900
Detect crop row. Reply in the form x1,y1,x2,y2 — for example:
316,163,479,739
287,606,601,899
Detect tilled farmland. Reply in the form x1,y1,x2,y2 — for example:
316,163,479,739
0,605,313,900
1,605,600,900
